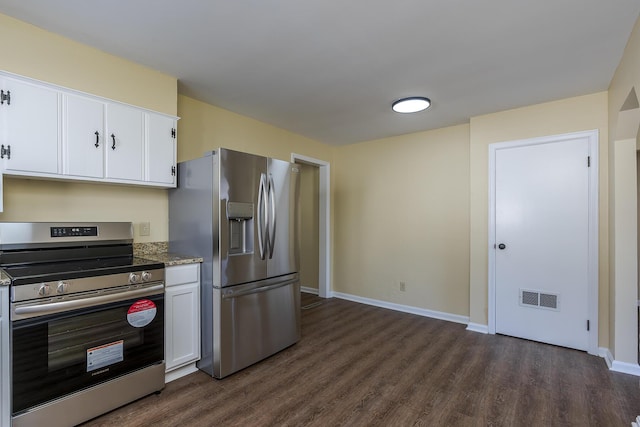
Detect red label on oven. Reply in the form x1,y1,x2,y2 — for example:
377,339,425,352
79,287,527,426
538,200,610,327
127,299,157,327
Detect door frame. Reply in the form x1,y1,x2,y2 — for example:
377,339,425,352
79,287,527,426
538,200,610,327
291,153,331,298
487,130,599,355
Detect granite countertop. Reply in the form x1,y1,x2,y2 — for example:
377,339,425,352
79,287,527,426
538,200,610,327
141,252,203,266
0,269,10,286
134,242,203,267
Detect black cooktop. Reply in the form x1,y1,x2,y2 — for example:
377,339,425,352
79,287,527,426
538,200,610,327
2,256,164,286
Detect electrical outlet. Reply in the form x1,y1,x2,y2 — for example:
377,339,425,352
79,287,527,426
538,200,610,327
140,222,151,236
399,281,406,292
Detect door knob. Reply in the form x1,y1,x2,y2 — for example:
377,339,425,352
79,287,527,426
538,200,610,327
498,243,506,250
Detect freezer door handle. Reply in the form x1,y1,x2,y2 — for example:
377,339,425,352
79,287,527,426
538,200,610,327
222,278,298,299
267,174,277,259
257,173,267,260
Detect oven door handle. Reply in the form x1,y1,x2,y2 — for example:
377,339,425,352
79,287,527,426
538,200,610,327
12,283,164,320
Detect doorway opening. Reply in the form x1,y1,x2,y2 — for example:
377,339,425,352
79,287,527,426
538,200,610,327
609,86,640,374
291,153,331,298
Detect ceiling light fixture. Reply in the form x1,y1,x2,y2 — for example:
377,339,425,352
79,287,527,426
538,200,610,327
392,97,431,113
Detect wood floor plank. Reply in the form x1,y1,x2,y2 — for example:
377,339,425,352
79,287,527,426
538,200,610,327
83,296,640,426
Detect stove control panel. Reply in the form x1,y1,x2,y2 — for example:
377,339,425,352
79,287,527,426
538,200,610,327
50,226,98,238
129,271,154,284
10,268,165,303
35,281,71,297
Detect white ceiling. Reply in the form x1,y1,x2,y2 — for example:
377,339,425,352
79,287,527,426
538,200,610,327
1,1,638,145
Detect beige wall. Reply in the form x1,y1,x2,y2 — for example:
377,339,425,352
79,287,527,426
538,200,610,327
177,95,331,164
469,92,609,345
333,124,470,316
608,14,640,363
0,13,177,242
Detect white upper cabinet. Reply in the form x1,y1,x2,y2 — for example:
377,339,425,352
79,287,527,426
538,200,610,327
64,93,105,179
106,103,144,182
0,71,177,188
147,113,177,186
0,76,60,175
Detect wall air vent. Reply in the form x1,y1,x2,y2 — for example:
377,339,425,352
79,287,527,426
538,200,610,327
519,289,559,311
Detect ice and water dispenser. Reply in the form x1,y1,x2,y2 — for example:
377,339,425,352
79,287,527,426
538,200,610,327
227,201,254,255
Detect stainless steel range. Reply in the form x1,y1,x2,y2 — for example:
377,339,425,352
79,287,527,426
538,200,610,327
0,222,166,427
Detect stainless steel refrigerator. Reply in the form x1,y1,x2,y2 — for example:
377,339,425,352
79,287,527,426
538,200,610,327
168,148,300,379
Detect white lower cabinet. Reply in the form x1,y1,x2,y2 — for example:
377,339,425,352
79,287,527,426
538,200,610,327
0,286,9,427
165,263,201,383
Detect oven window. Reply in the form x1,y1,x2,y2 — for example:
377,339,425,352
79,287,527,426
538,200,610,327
48,309,143,371
12,295,164,415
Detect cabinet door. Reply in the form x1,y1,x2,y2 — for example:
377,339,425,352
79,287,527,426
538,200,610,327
64,94,105,178
105,103,144,181
146,113,176,186
0,77,59,175
165,281,200,371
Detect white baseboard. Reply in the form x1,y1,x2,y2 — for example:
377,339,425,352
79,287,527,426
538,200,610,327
611,360,640,376
600,347,614,368
301,286,319,295
165,362,199,383
596,347,640,376
466,323,489,334
332,291,469,325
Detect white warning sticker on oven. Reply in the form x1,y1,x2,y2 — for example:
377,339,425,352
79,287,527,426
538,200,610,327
127,299,157,328
87,340,124,372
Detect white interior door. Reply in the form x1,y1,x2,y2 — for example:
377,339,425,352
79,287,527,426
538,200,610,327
493,134,593,351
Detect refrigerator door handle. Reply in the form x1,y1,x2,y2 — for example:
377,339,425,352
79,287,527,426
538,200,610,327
267,174,277,259
221,277,298,299
257,173,267,260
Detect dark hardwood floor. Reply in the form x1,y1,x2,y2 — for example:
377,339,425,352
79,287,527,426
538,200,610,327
85,293,640,426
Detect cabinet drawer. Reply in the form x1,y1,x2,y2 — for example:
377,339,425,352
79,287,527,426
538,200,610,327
165,264,200,287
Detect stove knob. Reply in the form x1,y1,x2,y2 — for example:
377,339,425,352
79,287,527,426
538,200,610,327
57,281,69,294
38,284,51,296
141,271,152,282
129,272,141,284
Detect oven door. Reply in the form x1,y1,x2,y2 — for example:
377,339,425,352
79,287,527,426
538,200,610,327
11,283,164,416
